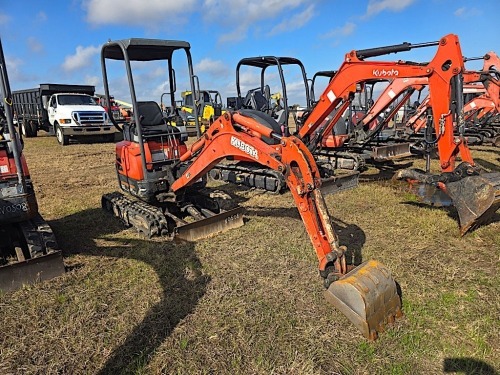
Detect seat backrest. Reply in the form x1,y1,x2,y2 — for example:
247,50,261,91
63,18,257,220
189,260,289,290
251,90,269,112
137,101,165,126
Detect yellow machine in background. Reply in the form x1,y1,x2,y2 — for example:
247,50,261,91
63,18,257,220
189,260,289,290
180,90,225,134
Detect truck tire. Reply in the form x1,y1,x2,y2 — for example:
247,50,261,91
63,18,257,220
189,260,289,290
30,121,38,137
21,120,35,138
55,124,69,146
29,120,37,137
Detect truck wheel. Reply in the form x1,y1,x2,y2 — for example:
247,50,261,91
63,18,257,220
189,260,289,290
29,120,38,137
21,120,35,137
55,124,69,145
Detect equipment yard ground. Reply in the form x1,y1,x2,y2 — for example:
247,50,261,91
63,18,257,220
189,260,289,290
0,132,498,374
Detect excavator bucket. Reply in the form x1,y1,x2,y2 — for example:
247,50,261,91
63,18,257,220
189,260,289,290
443,173,500,235
324,260,402,340
395,165,500,235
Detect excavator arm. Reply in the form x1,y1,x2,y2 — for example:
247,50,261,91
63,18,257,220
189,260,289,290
359,77,428,129
172,110,402,339
172,111,344,272
300,34,471,172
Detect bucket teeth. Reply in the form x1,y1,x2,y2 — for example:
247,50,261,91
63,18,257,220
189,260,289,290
324,260,402,340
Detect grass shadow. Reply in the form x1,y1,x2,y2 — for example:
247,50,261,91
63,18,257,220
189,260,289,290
244,206,366,266
50,207,208,374
401,201,500,234
443,357,498,375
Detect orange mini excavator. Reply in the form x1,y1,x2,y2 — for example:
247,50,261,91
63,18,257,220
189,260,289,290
100,38,402,340
295,34,499,234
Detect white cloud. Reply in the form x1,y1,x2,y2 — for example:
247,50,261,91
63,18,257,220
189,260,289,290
27,37,44,53
454,6,481,17
36,11,47,22
4,56,23,79
202,0,313,43
0,12,9,25
194,58,229,76
83,0,197,26
62,45,101,72
85,75,101,87
364,0,415,18
321,21,356,39
2,56,38,85
454,7,465,16
269,4,315,36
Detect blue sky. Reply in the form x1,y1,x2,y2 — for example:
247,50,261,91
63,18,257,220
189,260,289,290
0,0,498,106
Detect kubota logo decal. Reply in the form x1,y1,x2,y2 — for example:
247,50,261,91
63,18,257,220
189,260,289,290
230,136,258,160
372,69,399,77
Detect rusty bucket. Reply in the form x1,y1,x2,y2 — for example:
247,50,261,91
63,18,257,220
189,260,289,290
324,260,402,340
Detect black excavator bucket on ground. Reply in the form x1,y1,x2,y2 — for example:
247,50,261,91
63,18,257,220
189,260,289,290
395,163,500,235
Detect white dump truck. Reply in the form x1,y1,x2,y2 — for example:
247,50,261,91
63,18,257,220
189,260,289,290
12,84,115,145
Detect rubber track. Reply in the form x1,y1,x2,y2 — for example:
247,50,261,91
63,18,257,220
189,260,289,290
18,214,59,258
314,150,367,171
102,192,170,237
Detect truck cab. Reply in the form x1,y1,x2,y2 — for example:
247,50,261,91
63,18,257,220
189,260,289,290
47,93,114,145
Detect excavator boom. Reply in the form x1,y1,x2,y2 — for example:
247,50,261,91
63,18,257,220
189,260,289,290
300,34,499,234
172,110,402,339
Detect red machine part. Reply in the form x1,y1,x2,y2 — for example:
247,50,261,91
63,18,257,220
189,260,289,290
298,34,472,172
172,111,345,273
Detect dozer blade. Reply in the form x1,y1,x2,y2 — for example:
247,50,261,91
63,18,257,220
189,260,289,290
324,260,402,340
444,172,500,236
0,251,65,292
372,142,412,161
175,207,244,241
320,172,359,195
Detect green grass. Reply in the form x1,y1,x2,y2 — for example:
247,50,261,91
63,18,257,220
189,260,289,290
0,133,498,374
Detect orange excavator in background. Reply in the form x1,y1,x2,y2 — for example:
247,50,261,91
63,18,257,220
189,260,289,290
403,54,500,147
0,38,65,291
100,38,402,340
295,34,499,234
209,56,359,195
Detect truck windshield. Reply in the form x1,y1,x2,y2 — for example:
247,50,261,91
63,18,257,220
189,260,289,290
57,95,97,106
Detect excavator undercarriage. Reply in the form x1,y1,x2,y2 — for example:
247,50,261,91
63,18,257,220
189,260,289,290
0,38,64,292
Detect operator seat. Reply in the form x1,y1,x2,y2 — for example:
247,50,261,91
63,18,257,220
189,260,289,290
243,89,269,112
238,109,281,145
123,101,181,142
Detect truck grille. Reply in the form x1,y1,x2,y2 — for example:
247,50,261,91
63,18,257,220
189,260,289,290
112,110,122,120
73,111,106,125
